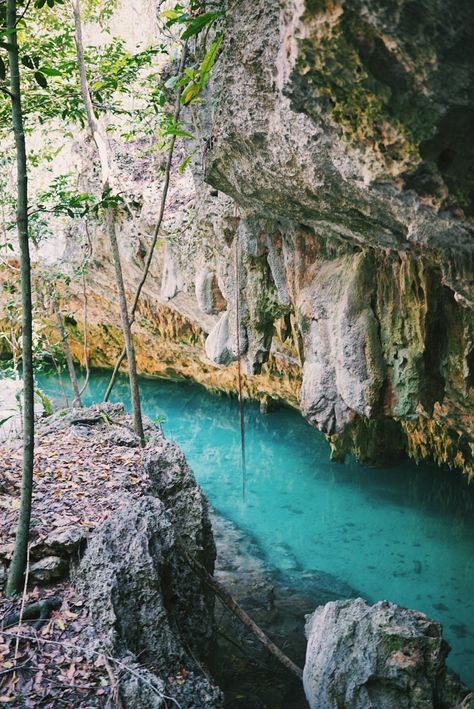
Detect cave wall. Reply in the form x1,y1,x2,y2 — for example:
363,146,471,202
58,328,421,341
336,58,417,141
186,0,474,473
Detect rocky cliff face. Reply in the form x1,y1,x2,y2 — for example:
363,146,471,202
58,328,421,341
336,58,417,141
189,0,474,473
14,0,473,475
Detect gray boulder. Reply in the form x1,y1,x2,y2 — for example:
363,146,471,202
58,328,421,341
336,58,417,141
303,598,471,709
75,436,222,708
29,555,68,584
143,438,217,656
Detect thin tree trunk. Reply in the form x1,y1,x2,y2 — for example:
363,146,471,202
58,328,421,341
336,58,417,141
6,0,35,597
175,537,303,680
78,269,90,397
45,332,69,407
103,42,188,402
105,206,144,441
71,0,144,443
50,292,82,407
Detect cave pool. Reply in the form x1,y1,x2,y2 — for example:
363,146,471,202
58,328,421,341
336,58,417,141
34,368,474,687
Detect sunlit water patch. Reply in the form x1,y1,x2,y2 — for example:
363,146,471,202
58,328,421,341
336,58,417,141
32,368,474,686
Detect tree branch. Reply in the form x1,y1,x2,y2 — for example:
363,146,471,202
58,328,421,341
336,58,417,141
103,41,189,402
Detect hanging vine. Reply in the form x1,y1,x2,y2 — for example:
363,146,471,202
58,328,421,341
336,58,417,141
234,235,246,500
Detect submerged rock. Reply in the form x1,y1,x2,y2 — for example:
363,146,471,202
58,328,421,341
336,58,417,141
303,598,472,709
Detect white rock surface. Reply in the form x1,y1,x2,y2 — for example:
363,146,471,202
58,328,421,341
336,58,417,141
303,598,471,709
0,378,45,443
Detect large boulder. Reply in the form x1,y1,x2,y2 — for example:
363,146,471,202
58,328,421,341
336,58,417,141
303,598,472,709
142,438,217,656
74,433,222,708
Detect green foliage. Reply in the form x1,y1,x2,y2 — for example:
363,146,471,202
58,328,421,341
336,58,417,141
34,386,53,415
83,0,118,26
35,0,65,8
160,2,224,105
0,0,227,361
181,33,222,104
0,13,166,130
0,414,15,427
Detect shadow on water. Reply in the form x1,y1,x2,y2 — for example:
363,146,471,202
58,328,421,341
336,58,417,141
33,367,474,688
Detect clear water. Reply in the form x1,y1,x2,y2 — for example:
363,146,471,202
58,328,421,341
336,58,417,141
34,369,474,686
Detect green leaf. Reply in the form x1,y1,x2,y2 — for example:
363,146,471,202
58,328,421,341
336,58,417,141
182,83,200,104
40,66,62,77
181,11,224,40
179,154,193,173
0,415,14,428
34,71,48,88
199,34,223,86
181,34,223,105
160,9,184,20
165,127,194,138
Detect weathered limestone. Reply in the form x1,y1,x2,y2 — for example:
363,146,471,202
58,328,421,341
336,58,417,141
195,267,226,315
194,0,474,472
299,252,385,433
74,429,222,708
205,311,236,365
29,556,68,584
303,598,472,709
76,495,214,672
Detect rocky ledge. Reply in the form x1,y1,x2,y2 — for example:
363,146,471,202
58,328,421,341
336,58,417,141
0,405,222,708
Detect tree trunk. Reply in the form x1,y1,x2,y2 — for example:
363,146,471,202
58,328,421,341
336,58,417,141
78,279,90,397
51,293,82,407
105,207,144,441
71,0,144,443
103,42,188,402
175,537,303,680
6,0,35,597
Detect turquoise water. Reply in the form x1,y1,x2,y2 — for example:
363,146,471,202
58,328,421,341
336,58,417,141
35,369,474,686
